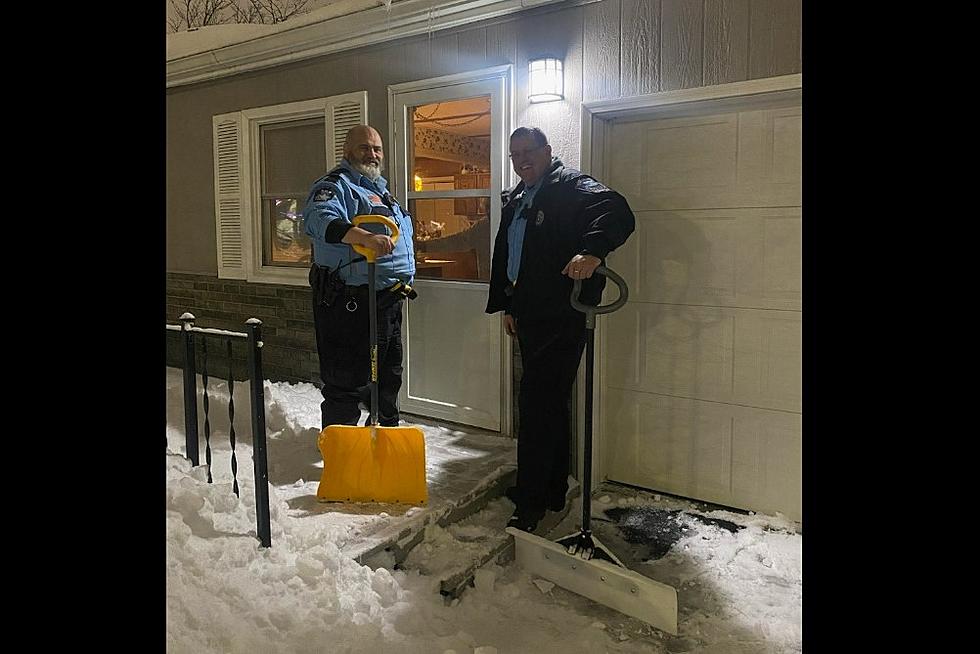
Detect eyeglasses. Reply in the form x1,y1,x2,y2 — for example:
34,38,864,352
508,145,545,160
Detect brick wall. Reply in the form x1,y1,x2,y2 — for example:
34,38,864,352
166,272,320,385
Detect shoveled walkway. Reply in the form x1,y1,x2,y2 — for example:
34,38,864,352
272,412,519,569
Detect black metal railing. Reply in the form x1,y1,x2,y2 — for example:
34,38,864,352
166,312,271,548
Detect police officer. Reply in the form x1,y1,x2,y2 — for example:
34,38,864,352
303,125,416,429
486,127,636,533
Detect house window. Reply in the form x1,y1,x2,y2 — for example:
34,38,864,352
213,91,367,284
259,119,324,267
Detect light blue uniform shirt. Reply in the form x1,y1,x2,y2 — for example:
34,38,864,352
302,160,415,287
506,181,540,283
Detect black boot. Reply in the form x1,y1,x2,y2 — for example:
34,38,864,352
507,506,545,533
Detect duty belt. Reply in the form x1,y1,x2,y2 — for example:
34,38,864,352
344,281,416,299
341,280,417,312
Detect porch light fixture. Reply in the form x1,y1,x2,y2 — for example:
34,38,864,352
528,57,563,103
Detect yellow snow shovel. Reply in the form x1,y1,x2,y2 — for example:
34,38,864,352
507,266,678,634
317,214,427,505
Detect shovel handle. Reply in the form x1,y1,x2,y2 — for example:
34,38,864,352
351,214,400,263
571,265,629,328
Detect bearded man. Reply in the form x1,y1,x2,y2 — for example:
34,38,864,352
303,125,417,429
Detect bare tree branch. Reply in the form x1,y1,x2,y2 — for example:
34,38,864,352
229,0,263,24
238,1,314,25
168,0,314,32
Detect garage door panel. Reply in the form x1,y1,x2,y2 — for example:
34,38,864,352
605,235,642,304
603,390,801,519
635,211,738,305
737,107,802,203
606,304,800,413
772,110,802,186
602,96,801,522
732,407,802,521
606,120,648,203
736,208,802,311
606,304,734,402
643,116,738,191
604,389,733,503
634,115,740,211
732,310,802,412
610,108,801,211
623,208,800,311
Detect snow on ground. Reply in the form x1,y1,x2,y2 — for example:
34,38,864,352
166,369,802,652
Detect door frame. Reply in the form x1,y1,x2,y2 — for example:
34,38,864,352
387,64,515,434
576,73,803,492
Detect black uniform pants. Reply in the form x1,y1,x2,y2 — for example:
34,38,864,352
312,287,404,428
514,315,587,514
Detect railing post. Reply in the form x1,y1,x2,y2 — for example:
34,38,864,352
246,318,271,548
179,312,199,466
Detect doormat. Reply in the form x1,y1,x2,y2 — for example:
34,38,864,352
600,506,743,561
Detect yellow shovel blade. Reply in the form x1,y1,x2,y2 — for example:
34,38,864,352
317,425,427,504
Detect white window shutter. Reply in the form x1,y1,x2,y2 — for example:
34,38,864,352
324,91,368,168
212,112,246,280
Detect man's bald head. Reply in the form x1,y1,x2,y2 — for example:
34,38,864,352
343,125,385,181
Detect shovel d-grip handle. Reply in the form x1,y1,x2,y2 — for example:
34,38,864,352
571,265,629,328
351,214,400,262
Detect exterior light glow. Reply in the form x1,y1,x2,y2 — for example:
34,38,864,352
529,57,563,103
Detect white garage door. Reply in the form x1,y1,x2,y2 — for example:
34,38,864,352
600,101,802,522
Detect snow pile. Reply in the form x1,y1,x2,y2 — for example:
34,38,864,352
166,451,666,653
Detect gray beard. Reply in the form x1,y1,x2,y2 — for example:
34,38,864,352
351,161,382,182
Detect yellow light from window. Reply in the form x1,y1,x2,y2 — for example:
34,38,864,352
414,173,423,192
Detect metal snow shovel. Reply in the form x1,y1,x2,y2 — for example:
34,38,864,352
317,214,427,505
507,265,678,635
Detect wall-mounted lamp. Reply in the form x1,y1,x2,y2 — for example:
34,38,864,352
528,57,563,103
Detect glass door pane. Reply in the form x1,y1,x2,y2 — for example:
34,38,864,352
409,198,488,281
409,96,491,281
259,118,324,267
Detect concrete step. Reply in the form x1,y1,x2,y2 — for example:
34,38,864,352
437,481,581,599
346,464,517,568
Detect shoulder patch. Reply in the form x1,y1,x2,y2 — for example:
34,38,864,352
313,187,336,202
575,177,610,194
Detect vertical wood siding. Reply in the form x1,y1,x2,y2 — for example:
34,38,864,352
621,0,661,96
583,0,621,102
486,21,518,66
431,32,460,77
704,0,750,85
748,0,802,78
662,0,704,90
458,27,489,71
